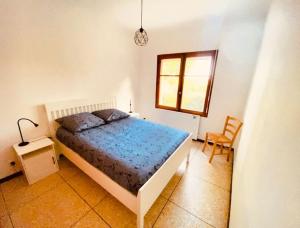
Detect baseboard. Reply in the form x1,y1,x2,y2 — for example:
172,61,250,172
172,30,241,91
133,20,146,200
0,171,23,184
192,138,234,152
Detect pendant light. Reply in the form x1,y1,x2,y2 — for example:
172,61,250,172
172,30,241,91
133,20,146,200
134,0,148,46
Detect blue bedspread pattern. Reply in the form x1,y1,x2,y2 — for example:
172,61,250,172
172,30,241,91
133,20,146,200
56,117,189,195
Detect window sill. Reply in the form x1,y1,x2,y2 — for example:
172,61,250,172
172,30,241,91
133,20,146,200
155,105,208,117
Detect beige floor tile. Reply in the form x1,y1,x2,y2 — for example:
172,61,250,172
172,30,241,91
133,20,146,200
67,172,107,207
1,141,232,227
200,143,233,171
154,201,212,228
58,156,81,181
185,145,232,191
170,175,230,228
95,194,167,228
73,210,109,228
144,196,168,228
161,173,182,199
160,157,188,199
2,173,63,213
0,214,13,228
94,195,136,228
0,175,28,195
11,183,90,228
0,190,7,218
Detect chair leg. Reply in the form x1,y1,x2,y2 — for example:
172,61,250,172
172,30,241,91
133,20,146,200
209,142,217,163
227,147,232,162
202,133,208,152
220,144,224,154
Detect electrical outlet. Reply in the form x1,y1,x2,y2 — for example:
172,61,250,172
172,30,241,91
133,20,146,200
10,161,16,166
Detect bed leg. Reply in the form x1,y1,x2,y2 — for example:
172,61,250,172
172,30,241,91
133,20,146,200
137,193,144,228
137,213,144,228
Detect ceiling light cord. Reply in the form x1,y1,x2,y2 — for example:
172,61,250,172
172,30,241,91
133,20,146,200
141,0,143,29
134,0,148,46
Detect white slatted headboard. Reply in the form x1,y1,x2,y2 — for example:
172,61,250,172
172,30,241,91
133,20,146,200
44,98,117,140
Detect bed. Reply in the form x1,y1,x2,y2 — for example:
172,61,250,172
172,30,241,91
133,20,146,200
45,98,192,228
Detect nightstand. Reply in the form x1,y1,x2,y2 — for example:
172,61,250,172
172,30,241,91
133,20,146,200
128,112,140,118
13,137,59,185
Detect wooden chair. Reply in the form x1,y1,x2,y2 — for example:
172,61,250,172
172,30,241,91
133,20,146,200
202,116,243,163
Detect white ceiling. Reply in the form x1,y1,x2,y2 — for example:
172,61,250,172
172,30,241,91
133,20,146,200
112,0,272,29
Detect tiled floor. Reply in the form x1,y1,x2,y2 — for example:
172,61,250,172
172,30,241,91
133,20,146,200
0,142,232,228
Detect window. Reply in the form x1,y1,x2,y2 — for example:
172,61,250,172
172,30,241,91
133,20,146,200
155,50,218,116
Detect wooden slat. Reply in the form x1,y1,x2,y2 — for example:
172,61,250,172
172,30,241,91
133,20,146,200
228,116,239,121
227,123,236,129
225,128,235,136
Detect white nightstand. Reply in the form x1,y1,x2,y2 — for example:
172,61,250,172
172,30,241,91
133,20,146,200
128,112,140,118
13,137,59,185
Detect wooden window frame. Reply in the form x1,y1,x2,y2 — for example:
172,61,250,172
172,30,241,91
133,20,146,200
155,50,218,117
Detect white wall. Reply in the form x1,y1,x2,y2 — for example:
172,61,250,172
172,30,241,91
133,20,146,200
0,0,139,179
230,0,300,227
0,0,272,179
136,14,267,141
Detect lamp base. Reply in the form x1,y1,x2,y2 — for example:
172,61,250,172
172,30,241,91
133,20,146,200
18,141,29,147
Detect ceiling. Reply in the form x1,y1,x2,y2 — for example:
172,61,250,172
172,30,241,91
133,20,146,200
112,0,272,29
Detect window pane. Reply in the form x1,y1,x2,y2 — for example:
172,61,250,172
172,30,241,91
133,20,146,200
181,76,209,112
160,58,181,75
181,56,212,112
184,56,212,76
159,76,179,107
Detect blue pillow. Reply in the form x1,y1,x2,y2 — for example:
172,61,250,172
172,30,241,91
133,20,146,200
56,112,105,133
92,109,129,123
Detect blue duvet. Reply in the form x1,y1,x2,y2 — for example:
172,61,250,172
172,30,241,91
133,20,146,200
56,117,189,195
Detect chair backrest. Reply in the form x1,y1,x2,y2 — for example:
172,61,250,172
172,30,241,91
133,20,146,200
222,116,243,146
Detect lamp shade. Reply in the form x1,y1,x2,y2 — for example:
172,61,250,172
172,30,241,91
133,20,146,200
134,28,148,46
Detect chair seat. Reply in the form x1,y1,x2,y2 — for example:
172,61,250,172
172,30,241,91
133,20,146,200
207,132,231,143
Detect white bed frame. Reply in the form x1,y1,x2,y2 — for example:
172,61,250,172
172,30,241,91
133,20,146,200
44,98,192,228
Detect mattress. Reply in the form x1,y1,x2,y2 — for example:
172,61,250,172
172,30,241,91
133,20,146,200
56,117,189,195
